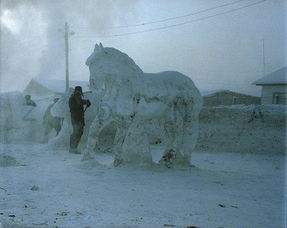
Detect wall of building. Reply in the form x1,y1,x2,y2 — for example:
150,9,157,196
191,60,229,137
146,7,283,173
261,85,287,104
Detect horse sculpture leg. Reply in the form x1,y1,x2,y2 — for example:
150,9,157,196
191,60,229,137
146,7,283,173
180,97,201,165
160,97,194,167
160,117,187,167
112,117,141,166
82,118,106,160
113,118,152,166
112,119,127,166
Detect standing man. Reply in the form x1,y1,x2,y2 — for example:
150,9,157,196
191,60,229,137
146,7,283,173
69,86,91,154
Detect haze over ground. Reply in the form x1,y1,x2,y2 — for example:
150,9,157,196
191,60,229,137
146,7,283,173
0,0,286,95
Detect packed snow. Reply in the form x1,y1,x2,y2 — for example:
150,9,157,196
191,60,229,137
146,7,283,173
0,144,285,228
196,105,286,154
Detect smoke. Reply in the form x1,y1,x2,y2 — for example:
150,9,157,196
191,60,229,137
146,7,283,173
0,2,46,92
0,0,139,92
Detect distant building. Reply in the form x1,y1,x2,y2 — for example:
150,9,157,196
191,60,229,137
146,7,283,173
23,78,90,97
253,67,287,104
201,90,260,106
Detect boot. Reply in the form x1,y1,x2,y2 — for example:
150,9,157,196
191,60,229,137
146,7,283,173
69,147,80,154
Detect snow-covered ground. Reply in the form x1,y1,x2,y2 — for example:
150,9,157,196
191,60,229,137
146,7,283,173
0,144,285,228
196,105,286,154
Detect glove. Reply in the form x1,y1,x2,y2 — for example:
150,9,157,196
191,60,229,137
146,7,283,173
86,100,91,107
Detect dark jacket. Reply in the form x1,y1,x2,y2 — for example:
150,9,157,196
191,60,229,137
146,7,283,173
69,91,89,124
26,100,36,107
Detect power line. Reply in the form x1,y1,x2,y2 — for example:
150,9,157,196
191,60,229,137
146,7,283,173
75,0,246,31
108,0,246,29
111,0,267,37
74,0,267,39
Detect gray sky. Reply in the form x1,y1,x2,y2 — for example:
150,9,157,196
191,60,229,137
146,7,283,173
0,0,286,95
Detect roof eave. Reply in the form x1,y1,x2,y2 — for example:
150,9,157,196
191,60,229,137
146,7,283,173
254,83,287,86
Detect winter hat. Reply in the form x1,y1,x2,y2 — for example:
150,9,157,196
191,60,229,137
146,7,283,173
75,86,83,93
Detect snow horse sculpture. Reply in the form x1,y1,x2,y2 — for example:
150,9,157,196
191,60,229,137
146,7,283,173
82,43,202,166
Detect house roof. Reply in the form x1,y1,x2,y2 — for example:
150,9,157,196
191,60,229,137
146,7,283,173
33,78,90,93
200,89,259,98
253,67,287,85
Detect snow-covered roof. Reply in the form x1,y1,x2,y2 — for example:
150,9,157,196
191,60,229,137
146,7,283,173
33,78,90,93
253,67,287,85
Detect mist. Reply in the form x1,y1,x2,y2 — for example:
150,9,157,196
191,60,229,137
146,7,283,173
0,0,139,91
0,0,286,95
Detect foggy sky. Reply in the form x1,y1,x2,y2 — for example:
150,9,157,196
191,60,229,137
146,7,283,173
0,0,286,95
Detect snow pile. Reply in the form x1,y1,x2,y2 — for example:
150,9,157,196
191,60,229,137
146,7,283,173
196,105,286,154
83,43,202,166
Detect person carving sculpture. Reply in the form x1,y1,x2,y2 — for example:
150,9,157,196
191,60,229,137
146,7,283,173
25,94,36,107
68,86,91,154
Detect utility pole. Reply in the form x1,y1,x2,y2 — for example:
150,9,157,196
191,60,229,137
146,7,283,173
262,39,266,76
64,22,69,92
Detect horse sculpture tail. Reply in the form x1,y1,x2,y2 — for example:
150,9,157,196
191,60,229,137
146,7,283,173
180,93,202,164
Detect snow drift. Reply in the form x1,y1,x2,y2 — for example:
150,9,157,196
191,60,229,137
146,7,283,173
196,105,286,154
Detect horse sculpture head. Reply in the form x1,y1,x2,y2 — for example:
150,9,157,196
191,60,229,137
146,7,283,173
85,43,143,91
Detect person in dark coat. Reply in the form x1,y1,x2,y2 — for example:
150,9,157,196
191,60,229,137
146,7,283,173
25,94,36,106
23,94,37,121
69,86,91,154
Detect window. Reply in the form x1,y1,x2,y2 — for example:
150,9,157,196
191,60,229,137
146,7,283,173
232,96,237,104
273,93,287,104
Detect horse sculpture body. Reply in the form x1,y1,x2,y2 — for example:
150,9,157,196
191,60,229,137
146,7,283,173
81,43,202,166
